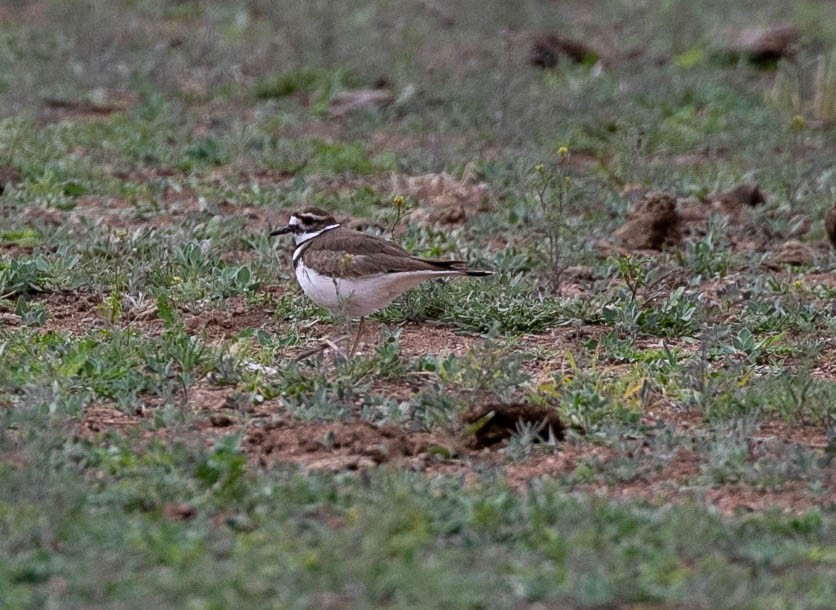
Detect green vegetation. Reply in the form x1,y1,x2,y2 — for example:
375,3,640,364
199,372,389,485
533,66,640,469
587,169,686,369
1,0,835,607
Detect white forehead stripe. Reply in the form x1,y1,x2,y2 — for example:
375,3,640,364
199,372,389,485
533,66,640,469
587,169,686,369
288,216,301,226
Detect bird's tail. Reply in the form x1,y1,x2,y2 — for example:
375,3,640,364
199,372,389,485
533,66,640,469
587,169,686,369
442,261,493,276
461,268,493,277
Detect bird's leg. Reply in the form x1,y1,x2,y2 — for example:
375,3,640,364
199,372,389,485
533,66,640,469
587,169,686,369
349,316,365,357
294,337,346,362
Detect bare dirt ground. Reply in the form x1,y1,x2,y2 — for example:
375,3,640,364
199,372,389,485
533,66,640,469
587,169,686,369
74,384,832,516
4,173,834,516
63,314,834,517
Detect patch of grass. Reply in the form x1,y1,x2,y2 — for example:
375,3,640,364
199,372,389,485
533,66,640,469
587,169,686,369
1,419,834,608
179,136,230,170
1,1,836,607
305,139,378,175
253,66,359,104
737,369,836,425
0,228,40,248
375,273,593,335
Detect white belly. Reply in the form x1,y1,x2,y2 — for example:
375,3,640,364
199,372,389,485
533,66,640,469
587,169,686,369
295,260,458,318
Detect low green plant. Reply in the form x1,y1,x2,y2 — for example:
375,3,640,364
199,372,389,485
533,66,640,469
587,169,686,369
675,215,733,277
604,285,698,338
504,417,560,462
739,368,836,425
13,296,47,327
0,257,52,297
538,353,640,432
718,327,784,365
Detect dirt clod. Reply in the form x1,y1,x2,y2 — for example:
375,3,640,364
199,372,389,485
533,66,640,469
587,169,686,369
725,23,799,63
209,414,235,427
710,183,766,208
772,239,814,266
612,191,681,250
329,88,394,118
530,33,600,68
40,90,140,123
162,502,197,521
244,419,434,470
825,204,836,249
463,402,565,449
393,168,491,225
676,182,766,238
0,165,20,195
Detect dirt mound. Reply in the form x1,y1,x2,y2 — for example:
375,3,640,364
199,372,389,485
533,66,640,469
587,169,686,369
611,191,681,250
678,183,766,237
604,183,778,255
245,418,438,471
716,183,766,207
392,166,492,225
162,502,197,522
79,404,142,435
770,239,815,267
723,23,799,63
462,402,565,449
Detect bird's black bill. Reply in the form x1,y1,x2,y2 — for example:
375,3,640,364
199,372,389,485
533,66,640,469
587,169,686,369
270,226,293,236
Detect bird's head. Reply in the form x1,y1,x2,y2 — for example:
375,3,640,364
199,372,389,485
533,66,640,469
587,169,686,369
270,207,340,244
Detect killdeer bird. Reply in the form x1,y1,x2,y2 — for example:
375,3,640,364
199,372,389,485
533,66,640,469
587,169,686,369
271,207,492,352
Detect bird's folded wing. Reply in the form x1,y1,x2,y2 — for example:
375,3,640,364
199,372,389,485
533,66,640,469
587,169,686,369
321,232,412,257
304,249,467,277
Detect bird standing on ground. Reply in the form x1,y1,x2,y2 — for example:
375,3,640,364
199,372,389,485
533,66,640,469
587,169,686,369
271,207,492,352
